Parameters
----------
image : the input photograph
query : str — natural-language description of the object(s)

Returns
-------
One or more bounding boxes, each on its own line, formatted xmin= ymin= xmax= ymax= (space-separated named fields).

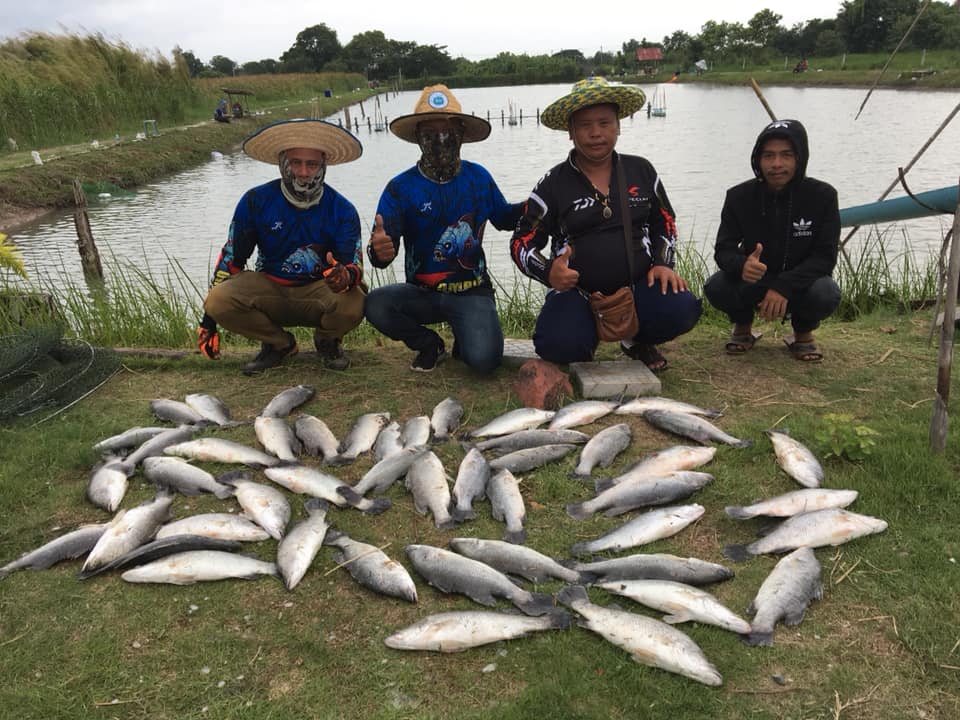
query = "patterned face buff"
xmin=417 ymin=125 xmax=463 ymax=182
xmin=278 ymin=151 xmax=326 ymax=209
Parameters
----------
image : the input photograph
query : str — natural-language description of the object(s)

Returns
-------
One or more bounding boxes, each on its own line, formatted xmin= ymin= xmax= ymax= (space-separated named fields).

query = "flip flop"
xmin=784 ymin=335 xmax=823 ymax=362
xmin=725 ymin=330 xmax=762 ymax=355
xmin=622 ymin=343 xmax=668 ymax=373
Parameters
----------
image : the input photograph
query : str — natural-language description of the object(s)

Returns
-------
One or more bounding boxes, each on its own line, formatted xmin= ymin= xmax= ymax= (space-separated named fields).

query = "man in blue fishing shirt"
xmin=198 ymin=119 xmax=366 ymax=375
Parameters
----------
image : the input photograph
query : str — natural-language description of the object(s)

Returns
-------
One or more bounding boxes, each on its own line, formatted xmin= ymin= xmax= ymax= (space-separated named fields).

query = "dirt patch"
xmin=0 ymin=202 xmax=56 ymax=233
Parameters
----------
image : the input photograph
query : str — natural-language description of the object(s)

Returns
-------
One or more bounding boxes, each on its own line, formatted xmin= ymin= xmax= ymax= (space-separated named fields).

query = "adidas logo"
xmin=792 ymin=218 xmax=813 ymax=237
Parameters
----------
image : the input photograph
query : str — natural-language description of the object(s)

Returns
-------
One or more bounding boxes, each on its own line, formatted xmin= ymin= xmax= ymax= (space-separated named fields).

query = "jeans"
xmin=703 ymin=272 xmax=841 ymax=334
xmin=533 ymin=281 xmax=703 ymax=364
xmin=364 ymin=283 xmax=503 ymax=374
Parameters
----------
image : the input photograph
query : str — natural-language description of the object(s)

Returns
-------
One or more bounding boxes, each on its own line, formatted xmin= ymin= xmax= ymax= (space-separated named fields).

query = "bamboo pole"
xmin=749 ymin=78 xmax=777 ymax=122
xmin=71 ymin=180 xmax=104 ymax=283
xmin=929 ymin=184 xmax=960 ymax=452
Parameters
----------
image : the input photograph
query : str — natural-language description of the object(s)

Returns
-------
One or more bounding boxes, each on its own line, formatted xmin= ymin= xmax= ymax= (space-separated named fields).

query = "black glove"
xmin=197 ymin=313 xmax=221 ymax=360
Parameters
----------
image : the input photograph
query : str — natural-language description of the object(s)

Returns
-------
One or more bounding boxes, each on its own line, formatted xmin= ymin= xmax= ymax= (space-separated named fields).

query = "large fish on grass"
xmin=470 ymin=428 xmax=589 ymax=455
xmin=465 ymin=408 xmax=555 ymax=439
xmin=744 ymin=546 xmax=823 ymax=646
xmin=254 ymin=416 xmax=302 ymax=461
xmin=616 ymin=396 xmax=722 ymax=418
xmin=725 ymin=488 xmax=859 ymax=519
xmin=570 ymin=504 xmax=705 ymax=557
xmin=565 ymin=553 xmax=734 ymax=586
xmin=78 ymin=535 xmax=242 ymax=579
xmin=82 ymin=490 xmax=175 ymax=574
xmin=263 ymin=465 xmax=391 ymax=515
xmin=488 ymin=444 xmax=577 ymax=474
xmin=567 ymin=471 xmax=713 ymax=521
xmin=150 ymin=398 xmax=206 ymax=425
xmin=430 ymin=397 xmax=464 ymax=442
xmin=557 ymin=585 xmax=722 ymax=686
xmin=184 ymin=393 xmax=242 ymax=427
xmin=448 ymin=538 xmax=583 ymax=584
xmin=261 ymin=385 xmax=315 ymax=418
xmin=0 ymin=524 xmax=108 ymax=580
xmin=324 ymin=529 xmax=418 ymax=602
xmin=487 ymin=469 xmax=527 ymax=544
xmin=767 ymin=430 xmax=824 ymax=488
xmin=329 ymin=412 xmax=391 ymax=465
xmin=642 ymin=409 xmax=751 ymax=448
xmin=450 ymin=448 xmax=490 ymax=522
xmin=141 ymin=456 xmax=234 ymax=499
xmin=573 ymin=423 xmax=632 ymax=478
xmin=598 ymin=445 xmax=716 ymax=492
xmin=351 ymin=446 xmax=429 ymax=496
xmin=405 ymin=544 xmax=555 ymax=616
xmin=92 ymin=426 xmax=168 ymax=455
xmin=219 ymin=472 xmax=291 ymax=540
xmin=723 ymin=508 xmax=888 ymax=562
xmin=372 ymin=421 xmax=403 ymax=462
xmin=384 ymin=609 xmax=570 ymax=652
xmin=277 ymin=499 xmax=330 ymax=591
xmin=121 ymin=550 xmax=279 ymax=585
xmin=86 ymin=458 xmax=132 ymax=512
xmin=548 ymin=400 xmax=619 ymax=431
xmin=406 ymin=452 xmax=457 ymax=530
xmin=294 ymin=414 xmax=339 ymax=462
xmin=163 ymin=437 xmax=283 ymax=468
xmin=401 ymin=415 xmax=432 ymax=448
xmin=155 ymin=513 xmax=270 ymax=542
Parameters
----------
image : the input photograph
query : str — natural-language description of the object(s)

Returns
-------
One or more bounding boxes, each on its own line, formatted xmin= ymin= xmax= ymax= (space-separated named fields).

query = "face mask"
xmin=278 ymin=151 xmax=326 ymax=208
xmin=417 ymin=127 xmax=463 ymax=182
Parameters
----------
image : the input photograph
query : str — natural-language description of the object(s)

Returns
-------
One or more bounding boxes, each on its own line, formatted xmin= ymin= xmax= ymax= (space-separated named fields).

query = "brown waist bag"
xmin=588 ymin=287 xmax=639 ymax=341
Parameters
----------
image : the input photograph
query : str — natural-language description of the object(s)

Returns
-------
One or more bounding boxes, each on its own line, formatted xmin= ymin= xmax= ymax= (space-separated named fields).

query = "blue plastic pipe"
xmin=840 ymin=185 xmax=958 ymax=227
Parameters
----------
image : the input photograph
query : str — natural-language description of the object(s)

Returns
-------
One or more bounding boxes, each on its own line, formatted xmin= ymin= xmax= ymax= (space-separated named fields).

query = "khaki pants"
xmin=204 ymin=271 xmax=365 ymax=348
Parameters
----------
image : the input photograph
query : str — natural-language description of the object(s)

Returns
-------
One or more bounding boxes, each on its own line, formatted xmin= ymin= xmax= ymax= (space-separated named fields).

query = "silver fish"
xmin=294 ymin=414 xmax=340 ymax=462
xmin=219 ymin=472 xmax=291 ymax=540
xmin=261 ymin=384 xmax=315 ymax=418
xmin=557 ymin=585 xmax=723 ymax=686
xmin=264 ymin=465 xmax=390 ymax=515
xmin=78 ymin=535 xmax=242 ymax=579
xmin=573 ymin=423 xmax=632 ymax=477
xmin=324 ymin=529 xmax=418 ymax=602
xmin=0 ymin=524 xmax=108 ymax=579
xmin=123 ymin=424 xmax=202 ymax=470
xmin=351 ymin=446 xmax=428 ymax=496
xmin=330 ymin=412 xmax=391 ymax=464
xmin=372 ymin=421 xmax=403 ymax=462
xmin=767 ymin=430 xmax=824 ymax=488
xmin=745 ymin=546 xmax=823 ymax=646
xmin=567 ymin=553 xmax=734 ymax=586
xmin=92 ymin=426 xmax=168 ymax=454
xmin=121 ymin=550 xmax=279 ymax=584
xmin=86 ymin=458 xmax=131 ymax=512
xmin=401 ymin=415 xmax=432 ymax=448
xmin=405 ymin=544 xmax=554 ymax=616
xmin=642 ymin=409 xmax=752 ymax=448
xmin=430 ymin=397 xmax=464 ymax=442
xmin=149 ymin=398 xmax=206 ymax=425
xmin=597 ymin=579 xmax=752 ymax=634
xmin=276 ymin=498 xmax=330 ymax=590
xmin=488 ymin=443 xmax=577 ymax=474
xmin=184 ymin=393 xmax=240 ymax=427
xmin=450 ymin=448 xmax=490 ymax=522
xmin=163 ymin=437 xmax=282 ymax=468
xmin=723 ymin=508 xmax=888 ymax=562
xmin=82 ymin=490 xmax=175 ymax=573
xmin=472 ymin=428 xmax=590 ymax=455
xmin=570 ymin=504 xmax=706 ymax=556
xmin=725 ymin=488 xmax=859 ymax=519
xmin=385 ymin=609 xmax=570 ymax=652
xmin=598 ymin=445 xmax=717 ymax=492
xmin=448 ymin=537 xmax=582 ymax=584
xmin=567 ymin=471 xmax=714 ymax=521
xmin=254 ymin=416 xmax=302 ymax=461
xmin=466 ymin=408 xmax=555 ymax=439
xmin=155 ymin=513 xmax=271 ymax=542
xmin=616 ymin=396 xmax=722 ymax=418
xmin=487 ymin=469 xmax=527 ymax=544
xmin=405 ymin=451 xmax=457 ymax=530
xmin=548 ymin=400 xmax=619 ymax=431
xmin=141 ymin=456 xmax=234 ymax=499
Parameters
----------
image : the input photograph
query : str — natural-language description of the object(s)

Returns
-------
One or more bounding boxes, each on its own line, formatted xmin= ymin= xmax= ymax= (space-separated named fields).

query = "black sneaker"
xmin=411 ymin=338 xmax=447 ymax=372
xmin=315 ymin=336 xmax=350 ymax=370
xmin=241 ymin=333 xmax=298 ymax=375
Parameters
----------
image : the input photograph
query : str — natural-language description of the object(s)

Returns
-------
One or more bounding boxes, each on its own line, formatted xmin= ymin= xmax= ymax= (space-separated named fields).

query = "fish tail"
xmin=564 ymin=503 xmax=591 ymax=521
xmin=704 ymin=409 xmax=724 ymax=418
xmin=733 ymin=438 xmax=753 ymax=449
xmin=325 ymin=455 xmax=352 ymax=467
xmin=213 ymin=485 xmax=235 ymax=500
xmin=546 ymin=609 xmax=573 ymax=630
xmin=569 ymin=541 xmax=591 ymax=557
xmin=594 ymin=477 xmax=615 ymax=493
xmin=362 ymin=497 xmax=392 ymax=516
xmin=304 ymin=497 xmax=329 ymax=514
xmin=569 ymin=468 xmax=590 ymax=480
xmin=503 ymin=528 xmax=527 ymax=545
xmin=743 ymin=630 xmax=774 ymax=646
xmin=556 ymin=584 xmax=589 ymax=607
xmin=722 ymin=544 xmax=753 ymax=563
xmin=322 ymin=528 xmax=344 ymax=545
xmin=724 ymin=506 xmax=750 ymax=519
xmin=576 ymin=570 xmax=599 ymax=585
xmin=450 ymin=506 xmax=476 ymax=522
xmin=218 ymin=470 xmax=252 ymax=487
xmin=435 ymin=516 xmax=460 ymax=531
xmin=518 ymin=591 xmax=556 ymax=616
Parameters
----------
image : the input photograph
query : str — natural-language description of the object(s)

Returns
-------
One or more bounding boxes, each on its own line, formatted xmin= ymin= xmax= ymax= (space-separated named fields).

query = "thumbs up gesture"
xmin=742 ymin=242 xmax=767 ymax=284
xmin=369 ymin=214 xmax=396 ymax=263
xmin=548 ymin=244 xmax=580 ymax=291
xmin=322 ymin=251 xmax=351 ymax=293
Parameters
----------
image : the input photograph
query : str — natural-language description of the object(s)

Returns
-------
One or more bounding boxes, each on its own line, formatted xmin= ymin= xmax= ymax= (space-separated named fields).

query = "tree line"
xmin=178 ymin=1 xmax=960 ymax=81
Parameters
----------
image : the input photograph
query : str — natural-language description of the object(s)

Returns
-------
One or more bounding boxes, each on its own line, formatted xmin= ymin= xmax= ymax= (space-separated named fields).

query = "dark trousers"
xmin=533 ymin=282 xmax=703 ymax=364
xmin=703 ymin=272 xmax=841 ymax=334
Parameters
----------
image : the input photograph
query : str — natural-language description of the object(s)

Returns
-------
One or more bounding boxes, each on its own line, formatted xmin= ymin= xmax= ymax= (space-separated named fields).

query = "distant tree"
xmin=837 ymin=0 xmax=918 ymax=52
xmin=553 ymin=49 xmax=586 ymax=63
xmin=341 ymin=30 xmax=390 ymax=77
xmin=240 ymin=59 xmax=280 ymax=75
xmin=175 ymin=48 xmax=205 ymax=77
xmin=209 ymin=54 xmax=237 ymax=76
xmin=774 ymin=23 xmax=806 ymax=56
xmin=622 ymin=38 xmax=641 ymax=57
xmin=699 ymin=20 xmax=742 ymax=62
xmin=403 ymin=44 xmax=455 ymax=77
xmin=813 ymin=28 xmax=846 ymax=56
xmin=281 ymin=23 xmax=341 ymax=71
xmin=746 ymin=9 xmax=784 ymax=47
xmin=889 ymin=0 xmax=960 ymax=49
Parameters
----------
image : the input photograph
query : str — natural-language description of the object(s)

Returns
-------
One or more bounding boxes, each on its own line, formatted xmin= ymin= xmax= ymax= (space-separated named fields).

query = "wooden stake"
xmin=71 ymin=180 xmax=104 ymax=283
xmin=749 ymin=78 xmax=777 ymax=122
xmin=930 ymin=185 xmax=960 ymax=452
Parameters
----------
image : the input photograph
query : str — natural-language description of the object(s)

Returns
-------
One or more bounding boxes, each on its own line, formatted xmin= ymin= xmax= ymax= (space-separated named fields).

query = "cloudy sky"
xmin=1 ymin=1 xmax=845 ymax=64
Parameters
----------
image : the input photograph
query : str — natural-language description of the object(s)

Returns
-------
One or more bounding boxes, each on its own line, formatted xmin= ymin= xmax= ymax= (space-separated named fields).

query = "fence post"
xmin=72 ymin=180 xmax=104 ymax=285
xmin=930 ymin=184 xmax=960 ymax=452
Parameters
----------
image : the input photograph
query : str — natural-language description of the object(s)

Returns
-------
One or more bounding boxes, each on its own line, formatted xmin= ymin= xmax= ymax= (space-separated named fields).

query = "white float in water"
xmin=31 ymin=150 xmax=42 ymax=165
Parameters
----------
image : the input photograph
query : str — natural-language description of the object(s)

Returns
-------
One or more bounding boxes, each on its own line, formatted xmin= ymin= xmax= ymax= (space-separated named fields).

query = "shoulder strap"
xmin=616 ymin=155 xmax=635 ymax=280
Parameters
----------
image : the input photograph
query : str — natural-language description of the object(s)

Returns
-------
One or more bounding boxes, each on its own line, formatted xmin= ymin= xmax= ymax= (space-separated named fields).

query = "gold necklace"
xmin=596 ymin=191 xmax=613 ymax=219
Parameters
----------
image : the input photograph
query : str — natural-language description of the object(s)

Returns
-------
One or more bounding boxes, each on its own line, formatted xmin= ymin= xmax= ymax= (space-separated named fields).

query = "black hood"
xmin=750 ymin=119 xmax=809 ymax=184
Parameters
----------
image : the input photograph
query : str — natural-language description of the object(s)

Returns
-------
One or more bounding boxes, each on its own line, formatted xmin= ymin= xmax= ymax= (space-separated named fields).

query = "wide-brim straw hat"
xmin=243 ymin=118 xmax=363 ymax=165
xmin=390 ymin=84 xmax=491 ymax=144
xmin=541 ymin=76 xmax=646 ymax=131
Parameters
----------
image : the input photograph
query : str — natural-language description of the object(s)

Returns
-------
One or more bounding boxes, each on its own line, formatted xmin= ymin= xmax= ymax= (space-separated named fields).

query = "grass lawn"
xmin=0 ymin=310 xmax=958 ymax=719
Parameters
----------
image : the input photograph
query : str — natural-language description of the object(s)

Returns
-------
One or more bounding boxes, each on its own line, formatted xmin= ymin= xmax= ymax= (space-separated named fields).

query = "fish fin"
xmin=362 ymin=497 xmax=392 ymax=516
xmin=661 ymin=612 xmax=690 ymax=625
xmin=450 ymin=507 xmax=476 ymax=522
xmin=594 ymin=477 xmax=615 ymax=493
xmin=218 ymin=469 xmax=253 ymax=487
xmin=743 ymin=630 xmax=774 ymax=646
xmin=569 ymin=469 xmax=591 ymax=480
xmin=517 ymin=591 xmax=556 ymax=616
xmin=556 ymin=585 xmax=589 ymax=607
xmin=304 ymin=498 xmax=329 ymax=514
xmin=435 ymin=516 xmax=459 ymax=531
xmin=704 ymin=409 xmax=724 ymax=419
xmin=783 ymin=607 xmax=809 ymax=626
xmin=755 ymin=519 xmax=782 ymax=537
xmin=733 ymin=438 xmax=753 ymax=449
xmin=569 ymin=542 xmax=591 ymax=557
xmin=546 ymin=609 xmax=573 ymax=630
xmin=724 ymin=506 xmax=750 ymax=519
xmin=576 ymin=570 xmax=599 ymax=585
xmin=722 ymin=544 xmax=753 ymax=563
xmin=335 ymin=485 xmax=364 ymax=506
xmin=503 ymin=528 xmax=527 ymax=545
xmin=602 ymin=505 xmax=636 ymax=518
xmin=564 ymin=503 xmax=591 ymax=521
xmin=322 ymin=529 xmax=344 ymax=545
xmin=325 ymin=455 xmax=353 ymax=467
xmin=212 ymin=484 xmax=235 ymax=500
xmin=162 ymin=482 xmax=204 ymax=497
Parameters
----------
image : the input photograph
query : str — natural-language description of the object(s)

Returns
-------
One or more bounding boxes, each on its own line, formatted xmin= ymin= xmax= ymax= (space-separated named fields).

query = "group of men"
xmin=197 ymin=78 xmax=841 ymax=377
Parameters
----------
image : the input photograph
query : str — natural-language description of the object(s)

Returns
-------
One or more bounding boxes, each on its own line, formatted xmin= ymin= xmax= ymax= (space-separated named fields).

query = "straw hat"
xmin=243 ymin=118 xmax=362 ymax=165
xmin=540 ymin=76 xmax=646 ymax=131
xmin=390 ymin=85 xmax=491 ymax=144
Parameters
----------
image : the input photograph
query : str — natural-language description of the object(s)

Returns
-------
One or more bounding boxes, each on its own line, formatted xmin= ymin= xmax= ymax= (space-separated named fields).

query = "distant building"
xmin=635 ymin=47 xmax=664 ymax=76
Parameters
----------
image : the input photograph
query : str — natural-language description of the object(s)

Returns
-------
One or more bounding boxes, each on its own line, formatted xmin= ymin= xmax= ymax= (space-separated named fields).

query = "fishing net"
xmin=0 ymin=324 xmax=120 ymax=423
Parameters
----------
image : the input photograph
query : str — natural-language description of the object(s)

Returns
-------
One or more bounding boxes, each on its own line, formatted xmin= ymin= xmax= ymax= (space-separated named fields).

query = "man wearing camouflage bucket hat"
xmin=511 ymin=76 xmax=702 ymax=371
xmin=198 ymin=118 xmax=366 ymax=375
xmin=365 ymin=84 xmax=521 ymax=373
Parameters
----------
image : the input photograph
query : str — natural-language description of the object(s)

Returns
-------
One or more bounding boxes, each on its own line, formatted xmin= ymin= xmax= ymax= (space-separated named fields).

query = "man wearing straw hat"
xmin=510 ymin=77 xmax=701 ymax=372
xmin=197 ymin=118 xmax=366 ymax=375
xmin=365 ymin=84 xmax=521 ymax=373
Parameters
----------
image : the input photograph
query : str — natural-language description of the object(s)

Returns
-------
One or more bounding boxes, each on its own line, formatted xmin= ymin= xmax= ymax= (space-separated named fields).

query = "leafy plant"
xmin=815 ymin=412 xmax=880 ymax=461
xmin=0 ymin=232 xmax=27 ymax=279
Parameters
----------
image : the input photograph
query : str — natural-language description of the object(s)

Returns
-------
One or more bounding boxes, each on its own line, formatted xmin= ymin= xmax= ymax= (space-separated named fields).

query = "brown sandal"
xmin=725 ymin=331 xmax=762 ymax=355
xmin=784 ymin=335 xmax=823 ymax=362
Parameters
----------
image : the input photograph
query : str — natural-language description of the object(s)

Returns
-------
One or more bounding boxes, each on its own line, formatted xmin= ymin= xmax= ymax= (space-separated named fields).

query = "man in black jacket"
xmin=704 ymin=119 xmax=841 ymax=362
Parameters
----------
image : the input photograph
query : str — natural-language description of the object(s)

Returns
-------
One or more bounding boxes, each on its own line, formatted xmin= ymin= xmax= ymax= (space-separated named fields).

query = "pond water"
xmin=8 ymin=82 xmax=960 ymax=301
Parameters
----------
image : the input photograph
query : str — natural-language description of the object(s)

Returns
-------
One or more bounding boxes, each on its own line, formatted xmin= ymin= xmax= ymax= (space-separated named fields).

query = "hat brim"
xmin=389 ymin=112 xmax=491 ymax=143
xmin=243 ymin=119 xmax=363 ymax=165
xmin=541 ymin=86 xmax=646 ymax=131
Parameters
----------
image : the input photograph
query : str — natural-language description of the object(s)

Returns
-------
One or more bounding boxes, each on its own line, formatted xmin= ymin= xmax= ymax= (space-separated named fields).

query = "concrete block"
xmin=569 ymin=360 xmax=661 ymax=399
xmin=502 ymin=337 xmax=538 ymax=368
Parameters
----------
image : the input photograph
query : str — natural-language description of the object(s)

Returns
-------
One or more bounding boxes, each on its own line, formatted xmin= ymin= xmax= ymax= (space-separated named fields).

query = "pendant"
xmin=602 ymin=206 xmax=613 ymax=220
